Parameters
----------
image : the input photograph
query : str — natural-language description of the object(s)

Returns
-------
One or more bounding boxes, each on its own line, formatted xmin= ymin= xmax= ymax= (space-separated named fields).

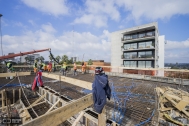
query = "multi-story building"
xmin=111 ymin=22 xmax=164 ymax=76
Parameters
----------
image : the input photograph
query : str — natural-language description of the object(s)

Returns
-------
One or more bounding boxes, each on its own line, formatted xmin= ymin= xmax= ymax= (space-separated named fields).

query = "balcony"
xmin=121 ymin=46 xmax=155 ymax=52
xmin=121 ymin=55 xmax=154 ymax=60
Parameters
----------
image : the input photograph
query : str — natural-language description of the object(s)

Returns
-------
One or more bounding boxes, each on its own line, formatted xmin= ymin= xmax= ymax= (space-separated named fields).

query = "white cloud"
xmin=28 ymin=20 xmax=35 ymax=26
xmin=165 ymin=38 xmax=189 ymax=63
xmin=73 ymin=0 xmax=120 ymax=28
xmin=21 ymin=0 xmax=69 ymax=16
xmin=116 ymin=0 xmax=189 ymax=21
xmin=2 ymin=24 xmax=111 ymax=62
xmin=41 ymin=23 xmax=56 ymax=33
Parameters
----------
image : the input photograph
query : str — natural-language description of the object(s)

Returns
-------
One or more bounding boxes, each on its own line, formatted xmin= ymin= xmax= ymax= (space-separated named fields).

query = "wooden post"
xmin=19 ymin=88 xmax=21 ymax=99
xmin=1 ymin=90 xmax=5 ymax=111
xmin=98 ymin=108 xmax=106 ymax=126
xmin=85 ymin=117 xmax=88 ymax=126
xmin=13 ymin=89 xmax=15 ymax=104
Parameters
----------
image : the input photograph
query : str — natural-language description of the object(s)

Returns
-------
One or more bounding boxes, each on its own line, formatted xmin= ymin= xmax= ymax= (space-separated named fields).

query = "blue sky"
xmin=0 ymin=0 xmax=189 ymax=63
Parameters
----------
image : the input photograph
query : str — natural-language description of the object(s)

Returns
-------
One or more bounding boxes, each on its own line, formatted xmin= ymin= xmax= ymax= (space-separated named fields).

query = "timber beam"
xmin=43 ymin=73 xmax=92 ymax=90
xmin=23 ymin=93 xmax=93 ymax=126
xmin=0 ymin=72 xmax=31 ymax=78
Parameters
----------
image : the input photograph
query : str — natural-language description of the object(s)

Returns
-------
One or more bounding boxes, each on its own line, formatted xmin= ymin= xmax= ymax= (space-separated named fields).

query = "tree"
xmin=25 ymin=56 xmax=28 ymax=64
xmin=88 ymin=59 xmax=93 ymax=65
xmin=49 ymin=54 xmax=53 ymax=61
xmin=61 ymin=55 xmax=68 ymax=63
xmin=35 ymin=58 xmax=39 ymax=62
xmin=39 ymin=56 xmax=45 ymax=62
xmin=56 ymin=55 xmax=61 ymax=63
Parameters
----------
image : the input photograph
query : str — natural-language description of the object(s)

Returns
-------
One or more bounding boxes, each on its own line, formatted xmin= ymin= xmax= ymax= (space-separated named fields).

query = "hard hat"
xmin=95 ymin=67 xmax=104 ymax=75
xmin=9 ymin=60 xmax=12 ymax=62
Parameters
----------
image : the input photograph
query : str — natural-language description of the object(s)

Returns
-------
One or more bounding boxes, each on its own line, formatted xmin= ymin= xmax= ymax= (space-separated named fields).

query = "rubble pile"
xmin=156 ymin=87 xmax=189 ymax=125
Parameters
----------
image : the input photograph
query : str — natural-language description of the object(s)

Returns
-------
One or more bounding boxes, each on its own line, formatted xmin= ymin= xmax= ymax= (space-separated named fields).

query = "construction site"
xmin=0 ymin=48 xmax=188 ymax=126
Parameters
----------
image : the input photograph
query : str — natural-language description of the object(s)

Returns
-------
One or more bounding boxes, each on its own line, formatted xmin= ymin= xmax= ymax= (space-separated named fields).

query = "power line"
xmin=0 ymin=14 xmax=3 ymax=56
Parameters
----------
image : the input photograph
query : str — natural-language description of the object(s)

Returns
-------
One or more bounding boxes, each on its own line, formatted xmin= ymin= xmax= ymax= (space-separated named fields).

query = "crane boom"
xmin=0 ymin=48 xmax=51 ymax=60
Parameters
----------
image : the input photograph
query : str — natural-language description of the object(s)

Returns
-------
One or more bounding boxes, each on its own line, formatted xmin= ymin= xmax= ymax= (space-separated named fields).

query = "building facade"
xmin=111 ymin=22 xmax=164 ymax=76
xmin=20 ymin=54 xmax=40 ymax=63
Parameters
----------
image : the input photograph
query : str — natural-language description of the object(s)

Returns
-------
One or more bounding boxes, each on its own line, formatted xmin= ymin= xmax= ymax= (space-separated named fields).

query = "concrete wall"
xmin=111 ymin=31 xmax=123 ymax=71
xmin=157 ymin=35 xmax=165 ymax=76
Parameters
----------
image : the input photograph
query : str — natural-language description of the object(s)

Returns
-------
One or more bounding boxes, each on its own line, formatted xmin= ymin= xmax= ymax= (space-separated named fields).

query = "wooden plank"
xmin=72 ymin=111 xmax=84 ymax=126
xmin=84 ymin=113 xmax=98 ymax=124
xmin=30 ymin=93 xmax=46 ymax=107
xmin=19 ymin=89 xmax=21 ymax=99
xmin=46 ymin=99 xmax=60 ymax=113
xmin=98 ymin=108 xmax=106 ymax=126
xmin=43 ymin=73 xmax=92 ymax=90
xmin=0 ymin=72 xmax=31 ymax=77
xmin=23 ymin=93 xmax=93 ymax=126
xmin=13 ymin=89 xmax=15 ymax=104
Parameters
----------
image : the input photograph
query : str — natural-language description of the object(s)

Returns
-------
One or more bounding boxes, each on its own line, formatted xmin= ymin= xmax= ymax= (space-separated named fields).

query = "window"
xmin=124 ymin=52 xmax=137 ymax=59
xmin=124 ymin=61 xmax=130 ymax=67
xmin=139 ymin=42 xmax=145 ymax=48
xmin=146 ymin=61 xmax=152 ymax=68
xmin=146 ymin=41 xmax=153 ymax=48
xmin=146 ymin=51 xmax=153 ymax=58
xmin=139 ymin=33 xmax=145 ymax=38
xmin=130 ymin=61 xmax=137 ymax=67
xmin=138 ymin=52 xmax=145 ymax=58
xmin=123 ymin=61 xmax=137 ymax=67
xmin=146 ymin=31 xmax=154 ymax=37
xmin=138 ymin=61 xmax=145 ymax=68
xmin=124 ymin=35 xmax=131 ymax=40
xmin=124 ymin=44 xmax=130 ymax=50
xmin=130 ymin=43 xmax=137 ymax=49
xmin=132 ymin=34 xmax=137 ymax=39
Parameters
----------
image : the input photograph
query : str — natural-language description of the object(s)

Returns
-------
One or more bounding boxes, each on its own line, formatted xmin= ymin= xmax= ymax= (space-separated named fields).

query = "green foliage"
xmin=88 ymin=59 xmax=93 ymax=65
xmin=56 ymin=55 xmax=61 ymax=63
xmin=76 ymin=61 xmax=81 ymax=65
xmin=61 ymin=55 xmax=68 ymax=63
xmin=39 ymin=56 xmax=45 ymax=62
xmin=35 ymin=58 xmax=39 ymax=62
xmin=49 ymin=54 xmax=53 ymax=61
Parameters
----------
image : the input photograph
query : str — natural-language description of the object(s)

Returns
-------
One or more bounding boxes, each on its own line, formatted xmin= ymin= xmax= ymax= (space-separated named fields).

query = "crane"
xmin=0 ymin=48 xmax=51 ymax=60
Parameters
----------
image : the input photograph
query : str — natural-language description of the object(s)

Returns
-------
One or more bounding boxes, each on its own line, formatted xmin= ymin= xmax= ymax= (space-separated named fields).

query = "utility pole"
xmin=0 ymin=14 xmax=3 ymax=56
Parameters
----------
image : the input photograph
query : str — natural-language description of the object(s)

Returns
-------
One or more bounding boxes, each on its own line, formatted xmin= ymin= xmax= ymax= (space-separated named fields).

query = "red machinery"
xmin=0 ymin=48 xmax=51 ymax=60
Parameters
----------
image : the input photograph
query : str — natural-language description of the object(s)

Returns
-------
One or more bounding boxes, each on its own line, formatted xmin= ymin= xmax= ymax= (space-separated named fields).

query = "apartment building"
xmin=111 ymin=22 xmax=164 ymax=76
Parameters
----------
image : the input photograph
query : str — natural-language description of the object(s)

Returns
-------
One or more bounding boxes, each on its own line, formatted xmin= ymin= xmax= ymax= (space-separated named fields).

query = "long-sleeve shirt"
xmin=92 ymin=73 xmax=111 ymax=114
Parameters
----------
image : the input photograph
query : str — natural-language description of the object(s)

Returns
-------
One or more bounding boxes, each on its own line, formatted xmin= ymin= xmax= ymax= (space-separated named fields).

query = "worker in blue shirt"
xmin=92 ymin=67 xmax=111 ymax=114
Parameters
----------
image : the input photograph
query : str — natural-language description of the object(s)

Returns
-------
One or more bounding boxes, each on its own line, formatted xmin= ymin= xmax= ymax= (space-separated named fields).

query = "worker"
xmin=6 ymin=60 xmax=13 ymax=72
xmin=61 ymin=62 xmax=67 ymax=76
xmin=73 ymin=62 xmax=77 ymax=76
xmin=92 ymin=67 xmax=111 ymax=114
xmin=40 ymin=62 xmax=46 ymax=72
xmin=82 ymin=62 xmax=86 ymax=74
xmin=33 ymin=60 xmax=38 ymax=74
xmin=32 ymin=70 xmax=44 ymax=91
xmin=48 ymin=61 xmax=52 ymax=72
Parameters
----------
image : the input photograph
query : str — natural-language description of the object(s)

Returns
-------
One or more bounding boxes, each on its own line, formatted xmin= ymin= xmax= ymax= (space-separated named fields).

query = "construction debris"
xmin=156 ymin=87 xmax=189 ymax=125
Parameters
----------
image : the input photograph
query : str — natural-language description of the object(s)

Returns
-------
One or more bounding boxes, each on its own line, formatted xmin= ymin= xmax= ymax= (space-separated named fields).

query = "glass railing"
xmin=122 ymin=31 xmax=155 ymax=41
